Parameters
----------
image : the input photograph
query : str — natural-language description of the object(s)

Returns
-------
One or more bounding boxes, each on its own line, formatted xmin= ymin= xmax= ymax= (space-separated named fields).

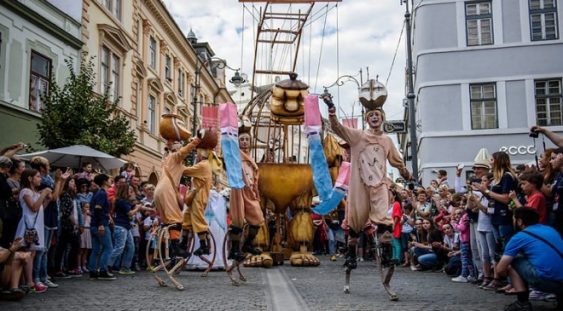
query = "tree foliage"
xmin=37 ymin=54 xmax=136 ymax=157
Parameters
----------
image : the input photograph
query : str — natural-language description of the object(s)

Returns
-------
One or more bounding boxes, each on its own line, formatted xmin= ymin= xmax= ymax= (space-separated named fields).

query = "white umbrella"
xmin=19 ymin=145 xmax=126 ymax=171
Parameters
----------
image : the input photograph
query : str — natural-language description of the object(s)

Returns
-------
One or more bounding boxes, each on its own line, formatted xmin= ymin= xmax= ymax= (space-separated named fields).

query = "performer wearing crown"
xmin=322 ymin=80 xmax=411 ymax=301
xmin=227 ymin=125 xmax=265 ymax=262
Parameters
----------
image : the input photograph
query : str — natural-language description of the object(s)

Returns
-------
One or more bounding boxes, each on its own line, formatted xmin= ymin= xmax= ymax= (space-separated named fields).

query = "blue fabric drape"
xmin=308 ymin=133 xmax=333 ymax=201
xmin=220 ymin=132 xmax=245 ymax=189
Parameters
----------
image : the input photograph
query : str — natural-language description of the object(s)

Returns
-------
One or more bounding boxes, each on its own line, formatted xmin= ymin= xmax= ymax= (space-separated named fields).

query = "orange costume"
xmin=154 ymin=140 xmax=199 ymax=227
xmin=182 ymin=157 xmax=212 ymax=234
xmin=229 ymin=151 xmax=265 ymax=228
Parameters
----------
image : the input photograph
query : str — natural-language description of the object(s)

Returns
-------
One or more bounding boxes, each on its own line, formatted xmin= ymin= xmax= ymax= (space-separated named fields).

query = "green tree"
xmin=38 ymin=54 xmax=136 ymax=157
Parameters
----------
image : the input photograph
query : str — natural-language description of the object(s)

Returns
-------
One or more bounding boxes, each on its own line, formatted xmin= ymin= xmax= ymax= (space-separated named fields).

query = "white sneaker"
xmin=451 ymin=275 xmax=468 ymax=283
xmin=467 ymin=275 xmax=477 ymax=282
xmin=43 ymin=279 xmax=59 ymax=288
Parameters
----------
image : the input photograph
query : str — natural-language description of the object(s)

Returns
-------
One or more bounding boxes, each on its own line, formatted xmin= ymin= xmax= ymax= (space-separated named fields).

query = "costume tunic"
xmin=182 ymin=159 xmax=212 ymax=234
xmin=230 ymin=151 xmax=265 ymax=228
xmin=154 ymin=140 xmax=198 ymax=225
xmin=329 ymin=115 xmax=409 ymax=231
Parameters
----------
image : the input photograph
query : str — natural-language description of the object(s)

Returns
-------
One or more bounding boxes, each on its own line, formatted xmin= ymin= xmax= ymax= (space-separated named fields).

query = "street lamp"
xmin=401 ymin=0 xmax=419 ymax=183
xmin=192 ymin=57 xmax=247 ymax=133
xmin=322 ymin=72 xmax=364 ymax=129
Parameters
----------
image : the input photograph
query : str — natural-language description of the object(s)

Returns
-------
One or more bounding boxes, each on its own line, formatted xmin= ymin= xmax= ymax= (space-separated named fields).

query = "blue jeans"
xmin=109 ymin=226 xmax=134 ymax=269
xmin=413 ymin=247 xmax=438 ymax=268
xmin=33 ymin=227 xmax=55 ymax=283
xmin=392 ymin=238 xmax=402 ymax=261
xmin=88 ymin=225 xmax=113 ymax=272
xmin=512 ymin=256 xmax=563 ymax=295
xmin=327 ymin=228 xmax=336 ymax=255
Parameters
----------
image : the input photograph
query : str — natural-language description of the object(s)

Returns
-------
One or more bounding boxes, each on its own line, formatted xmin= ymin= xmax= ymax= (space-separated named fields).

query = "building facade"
xmin=0 ymin=0 xmax=82 ymax=149
xmin=405 ymin=0 xmax=563 ymax=185
xmin=81 ymin=0 xmax=233 ymax=182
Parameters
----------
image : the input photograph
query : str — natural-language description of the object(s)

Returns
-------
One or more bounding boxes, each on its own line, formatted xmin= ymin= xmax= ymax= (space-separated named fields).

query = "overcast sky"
xmin=163 ymin=0 xmax=409 ymax=124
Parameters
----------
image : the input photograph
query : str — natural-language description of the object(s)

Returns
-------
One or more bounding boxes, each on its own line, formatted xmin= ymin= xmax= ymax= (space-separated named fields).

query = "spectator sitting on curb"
xmin=0 ymin=237 xmax=27 ymax=300
xmin=496 ymin=207 xmax=563 ymax=311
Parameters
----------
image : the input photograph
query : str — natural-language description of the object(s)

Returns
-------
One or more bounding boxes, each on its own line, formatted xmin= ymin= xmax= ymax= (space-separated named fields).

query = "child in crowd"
xmin=451 ymin=208 xmax=476 ymax=282
xmin=143 ymin=211 xmax=159 ymax=269
xmin=79 ymin=202 xmax=91 ymax=273
xmin=400 ymin=204 xmax=414 ymax=267
xmin=509 ymin=172 xmax=547 ymax=224
xmin=390 ymin=190 xmax=403 ymax=264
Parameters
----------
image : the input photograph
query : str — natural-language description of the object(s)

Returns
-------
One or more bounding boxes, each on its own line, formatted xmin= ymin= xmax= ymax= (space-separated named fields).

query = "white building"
xmin=403 ymin=0 xmax=563 ymax=185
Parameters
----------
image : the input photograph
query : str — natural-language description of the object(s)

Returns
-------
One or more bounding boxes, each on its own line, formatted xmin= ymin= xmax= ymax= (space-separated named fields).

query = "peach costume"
xmin=329 ymin=115 xmax=409 ymax=232
xmin=229 ymin=151 xmax=265 ymax=228
xmin=182 ymin=158 xmax=212 ymax=234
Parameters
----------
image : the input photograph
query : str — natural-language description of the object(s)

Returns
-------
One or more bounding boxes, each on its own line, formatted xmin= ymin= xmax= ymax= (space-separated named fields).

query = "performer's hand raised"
xmin=321 ymin=92 xmax=335 ymax=110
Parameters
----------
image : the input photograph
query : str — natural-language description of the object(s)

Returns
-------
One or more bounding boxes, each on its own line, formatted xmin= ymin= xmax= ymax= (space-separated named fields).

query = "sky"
xmin=162 ymin=0 xmax=410 ymax=125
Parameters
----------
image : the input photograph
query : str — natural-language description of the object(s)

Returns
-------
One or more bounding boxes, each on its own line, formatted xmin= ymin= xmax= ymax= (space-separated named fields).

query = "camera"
xmin=529 ymin=129 xmax=539 ymax=138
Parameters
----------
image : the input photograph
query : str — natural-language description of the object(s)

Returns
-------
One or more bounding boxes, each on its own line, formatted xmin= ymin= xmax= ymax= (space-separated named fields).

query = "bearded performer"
xmin=322 ymin=86 xmax=411 ymax=301
xmin=228 ymin=126 xmax=265 ymax=262
xmin=154 ymin=137 xmax=200 ymax=258
xmin=182 ymin=129 xmax=216 ymax=256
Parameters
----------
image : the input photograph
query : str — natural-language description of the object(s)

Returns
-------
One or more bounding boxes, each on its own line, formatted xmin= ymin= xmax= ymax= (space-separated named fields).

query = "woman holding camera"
xmin=14 ymin=169 xmax=51 ymax=293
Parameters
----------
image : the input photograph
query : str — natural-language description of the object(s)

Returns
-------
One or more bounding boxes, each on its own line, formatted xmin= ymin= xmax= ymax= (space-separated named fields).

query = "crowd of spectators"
xmin=0 ymin=145 xmax=162 ymax=300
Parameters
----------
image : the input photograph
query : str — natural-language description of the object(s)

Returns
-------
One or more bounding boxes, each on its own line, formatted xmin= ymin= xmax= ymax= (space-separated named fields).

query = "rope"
xmin=336 ymin=3 xmax=340 ymax=117
xmin=313 ymin=5 xmax=329 ymax=92
xmin=385 ymin=20 xmax=405 ymax=87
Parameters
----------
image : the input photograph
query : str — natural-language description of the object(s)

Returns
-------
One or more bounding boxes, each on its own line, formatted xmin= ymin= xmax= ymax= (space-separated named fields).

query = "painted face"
xmin=366 ymin=110 xmax=383 ymax=129
xmin=239 ymin=133 xmax=251 ymax=150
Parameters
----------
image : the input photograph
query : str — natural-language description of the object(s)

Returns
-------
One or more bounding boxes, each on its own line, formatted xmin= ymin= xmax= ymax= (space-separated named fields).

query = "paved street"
xmin=0 ymin=256 xmax=557 ymax=311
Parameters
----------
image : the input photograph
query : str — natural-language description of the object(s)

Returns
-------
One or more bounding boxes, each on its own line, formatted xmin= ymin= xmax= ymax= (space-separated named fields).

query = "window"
xmin=178 ymin=69 xmax=185 ymax=97
xmin=165 ymin=55 xmax=171 ymax=81
xmin=100 ymin=46 xmax=120 ymax=101
xmin=29 ymin=51 xmax=51 ymax=112
xmin=465 ymin=1 xmax=493 ymax=46
xmin=148 ymin=95 xmax=156 ymax=134
xmin=470 ymin=83 xmax=497 ymax=129
xmin=149 ymin=36 xmax=157 ymax=69
xmin=101 ymin=0 xmax=121 ymax=20
xmin=535 ymin=79 xmax=562 ymax=126
xmin=529 ymin=0 xmax=558 ymax=41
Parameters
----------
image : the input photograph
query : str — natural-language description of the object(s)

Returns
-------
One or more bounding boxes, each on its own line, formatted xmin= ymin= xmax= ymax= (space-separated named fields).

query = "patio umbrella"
xmin=19 ymin=145 xmax=126 ymax=171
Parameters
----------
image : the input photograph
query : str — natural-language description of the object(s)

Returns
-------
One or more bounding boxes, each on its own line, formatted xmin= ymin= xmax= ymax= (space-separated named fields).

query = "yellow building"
xmin=81 ymin=0 xmax=233 ymax=183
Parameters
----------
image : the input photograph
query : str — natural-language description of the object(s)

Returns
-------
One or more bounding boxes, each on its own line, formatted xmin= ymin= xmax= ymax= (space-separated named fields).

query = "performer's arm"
xmin=173 ymin=138 xmax=200 ymax=162
xmin=327 ymin=107 xmax=361 ymax=145
xmin=182 ymin=161 xmax=208 ymax=178
xmin=387 ymin=137 xmax=411 ymax=180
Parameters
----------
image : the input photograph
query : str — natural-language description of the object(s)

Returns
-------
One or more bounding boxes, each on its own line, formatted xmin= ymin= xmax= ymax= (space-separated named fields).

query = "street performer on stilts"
xmin=322 ymin=79 xmax=412 ymax=301
xmin=182 ymin=129 xmax=216 ymax=256
xmin=228 ymin=125 xmax=264 ymax=262
xmin=154 ymin=135 xmax=200 ymax=259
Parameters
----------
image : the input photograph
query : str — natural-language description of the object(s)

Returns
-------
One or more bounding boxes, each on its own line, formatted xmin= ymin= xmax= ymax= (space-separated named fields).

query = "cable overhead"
xmin=313 ymin=4 xmax=329 ymax=93
xmin=385 ymin=20 xmax=405 ymax=87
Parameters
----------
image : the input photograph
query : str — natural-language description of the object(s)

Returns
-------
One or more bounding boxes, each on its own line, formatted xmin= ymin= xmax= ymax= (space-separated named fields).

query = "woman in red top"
xmin=509 ymin=172 xmax=547 ymax=224
xmin=391 ymin=189 xmax=403 ymax=264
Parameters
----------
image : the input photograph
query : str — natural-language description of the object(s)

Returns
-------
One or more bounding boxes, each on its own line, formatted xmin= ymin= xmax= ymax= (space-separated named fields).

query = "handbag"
xmin=24 ymin=211 xmax=40 ymax=246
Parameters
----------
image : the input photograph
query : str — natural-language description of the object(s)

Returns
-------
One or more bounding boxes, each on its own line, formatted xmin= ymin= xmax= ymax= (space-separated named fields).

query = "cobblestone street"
xmin=0 ymin=256 xmax=558 ymax=311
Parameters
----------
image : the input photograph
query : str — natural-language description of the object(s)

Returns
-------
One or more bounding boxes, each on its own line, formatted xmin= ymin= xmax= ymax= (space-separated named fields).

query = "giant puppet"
xmin=322 ymin=79 xmax=412 ymax=301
